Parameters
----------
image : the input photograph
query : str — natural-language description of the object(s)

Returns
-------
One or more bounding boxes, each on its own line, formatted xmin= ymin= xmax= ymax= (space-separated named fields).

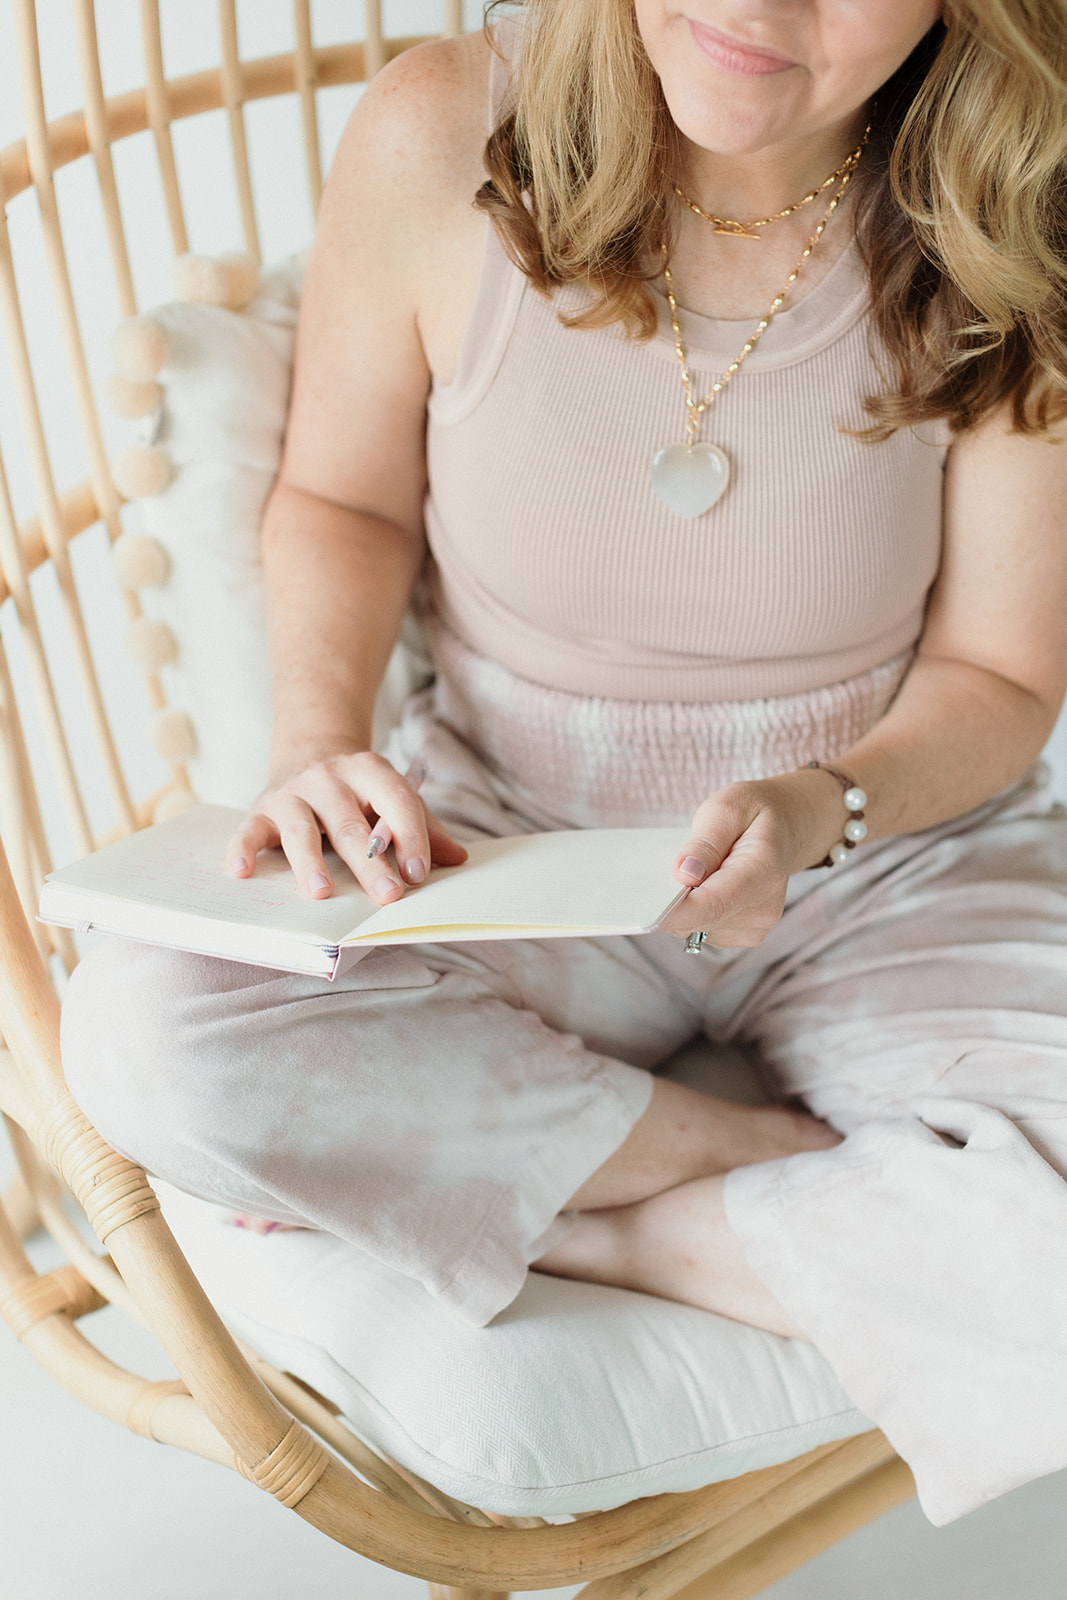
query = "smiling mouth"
xmin=687 ymin=18 xmax=798 ymax=76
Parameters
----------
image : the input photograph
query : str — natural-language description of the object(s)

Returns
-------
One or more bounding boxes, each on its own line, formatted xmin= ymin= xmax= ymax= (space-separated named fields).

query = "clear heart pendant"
xmin=651 ymin=442 xmax=730 ymax=519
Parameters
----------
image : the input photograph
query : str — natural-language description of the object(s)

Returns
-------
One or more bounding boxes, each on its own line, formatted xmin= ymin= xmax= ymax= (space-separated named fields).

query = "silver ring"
xmin=684 ymin=930 xmax=709 ymax=955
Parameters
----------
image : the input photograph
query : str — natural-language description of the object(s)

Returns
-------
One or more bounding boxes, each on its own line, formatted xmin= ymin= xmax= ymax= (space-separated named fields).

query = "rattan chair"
xmin=0 ymin=5 xmax=915 ymax=1596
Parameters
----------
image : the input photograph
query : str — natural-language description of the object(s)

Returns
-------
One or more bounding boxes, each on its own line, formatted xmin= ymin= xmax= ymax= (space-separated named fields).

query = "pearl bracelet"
xmin=805 ymin=760 xmax=868 ymax=867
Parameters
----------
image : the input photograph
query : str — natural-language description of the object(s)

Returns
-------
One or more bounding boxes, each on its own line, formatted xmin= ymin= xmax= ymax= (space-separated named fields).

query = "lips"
xmin=687 ymin=18 xmax=798 ymax=76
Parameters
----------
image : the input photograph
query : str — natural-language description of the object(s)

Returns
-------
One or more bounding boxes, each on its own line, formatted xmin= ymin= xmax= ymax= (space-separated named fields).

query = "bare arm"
xmin=226 ymin=35 xmax=489 ymax=901
xmin=662 ymin=407 xmax=1067 ymax=942
xmin=260 ymin=489 xmax=423 ymax=775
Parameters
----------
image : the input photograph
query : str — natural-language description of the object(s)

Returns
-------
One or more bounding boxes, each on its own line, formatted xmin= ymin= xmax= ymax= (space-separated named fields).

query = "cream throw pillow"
xmin=111 ymin=257 xmax=430 ymax=811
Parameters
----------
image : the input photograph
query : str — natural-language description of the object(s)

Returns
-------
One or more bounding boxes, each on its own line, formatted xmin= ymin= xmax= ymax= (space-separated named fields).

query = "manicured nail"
xmin=232 ymin=855 xmax=250 ymax=874
xmin=308 ymin=871 xmax=331 ymax=893
xmin=375 ymin=875 xmax=402 ymax=899
xmin=681 ymin=856 xmax=707 ymax=883
xmin=404 ymin=857 xmax=427 ymax=884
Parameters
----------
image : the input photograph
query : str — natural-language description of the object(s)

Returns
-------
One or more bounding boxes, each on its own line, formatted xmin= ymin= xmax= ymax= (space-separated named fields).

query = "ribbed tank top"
xmin=422 ymin=20 xmax=946 ymax=704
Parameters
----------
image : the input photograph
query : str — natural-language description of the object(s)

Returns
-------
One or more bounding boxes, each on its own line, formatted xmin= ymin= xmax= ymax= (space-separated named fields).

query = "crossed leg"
xmin=541 ymin=788 xmax=1067 ymax=1355
xmin=237 ymin=1071 xmax=839 ymax=1305
xmin=535 ymin=1170 xmax=807 ymax=1339
xmin=546 ymin=791 xmax=1067 ymax=1522
xmin=534 ymin=1076 xmax=838 ymax=1338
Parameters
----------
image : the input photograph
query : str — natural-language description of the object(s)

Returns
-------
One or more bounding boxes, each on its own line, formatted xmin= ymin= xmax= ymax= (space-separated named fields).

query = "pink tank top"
xmin=422 ymin=22 xmax=946 ymax=704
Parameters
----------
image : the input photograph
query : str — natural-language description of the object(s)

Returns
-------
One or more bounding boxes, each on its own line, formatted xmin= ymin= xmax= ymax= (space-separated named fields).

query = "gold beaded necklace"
xmin=673 ymin=131 xmax=867 ymax=241
xmin=650 ymin=129 xmax=868 ymax=520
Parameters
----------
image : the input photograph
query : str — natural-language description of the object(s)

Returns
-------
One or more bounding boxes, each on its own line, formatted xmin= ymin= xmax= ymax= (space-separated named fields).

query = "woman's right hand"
xmin=224 ymin=750 xmax=468 ymax=903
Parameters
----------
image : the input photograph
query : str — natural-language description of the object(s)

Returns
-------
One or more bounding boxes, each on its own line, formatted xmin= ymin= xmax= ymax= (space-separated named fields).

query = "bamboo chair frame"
xmin=0 ymin=5 xmax=914 ymax=1596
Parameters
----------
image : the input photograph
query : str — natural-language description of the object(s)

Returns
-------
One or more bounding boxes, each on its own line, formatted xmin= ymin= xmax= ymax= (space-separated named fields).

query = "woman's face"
xmin=634 ymin=0 xmax=944 ymax=159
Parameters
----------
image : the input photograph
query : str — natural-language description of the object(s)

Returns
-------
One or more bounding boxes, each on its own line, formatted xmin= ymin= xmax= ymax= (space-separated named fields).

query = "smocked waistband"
xmin=423 ymin=613 xmax=911 ymax=830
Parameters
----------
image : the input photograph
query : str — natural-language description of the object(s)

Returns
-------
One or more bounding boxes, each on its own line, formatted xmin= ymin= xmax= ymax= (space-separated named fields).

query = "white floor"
xmin=3 ymin=1136 xmax=1067 ymax=1600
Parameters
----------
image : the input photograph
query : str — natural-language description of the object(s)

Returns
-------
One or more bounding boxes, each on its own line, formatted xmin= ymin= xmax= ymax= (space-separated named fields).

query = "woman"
xmin=63 ymin=0 xmax=1067 ymax=1524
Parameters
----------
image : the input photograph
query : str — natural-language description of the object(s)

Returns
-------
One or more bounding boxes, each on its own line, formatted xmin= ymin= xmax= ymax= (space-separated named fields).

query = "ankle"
xmin=754 ymin=1102 xmax=843 ymax=1157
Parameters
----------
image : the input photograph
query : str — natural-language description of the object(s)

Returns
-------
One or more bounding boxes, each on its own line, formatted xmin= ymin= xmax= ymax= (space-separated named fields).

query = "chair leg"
xmin=426 ymin=1587 xmax=509 ymax=1600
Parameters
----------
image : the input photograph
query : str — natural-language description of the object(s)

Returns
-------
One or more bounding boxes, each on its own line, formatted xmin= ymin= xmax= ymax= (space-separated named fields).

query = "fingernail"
xmin=375 ymin=875 xmax=402 ymax=899
xmin=308 ymin=872 xmax=331 ymax=893
xmin=404 ymin=857 xmax=427 ymax=884
xmin=681 ymin=856 xmax=707 ymax=883
xmin=232 ymin=855 xmax=250 ymax=874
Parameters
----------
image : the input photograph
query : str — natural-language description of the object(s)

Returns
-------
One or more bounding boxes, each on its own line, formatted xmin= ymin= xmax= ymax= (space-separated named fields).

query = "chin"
xmin=645 ymin=16 xmax=808 ymax=156
xmin=660 ymin=81 xmax=803 ymax=159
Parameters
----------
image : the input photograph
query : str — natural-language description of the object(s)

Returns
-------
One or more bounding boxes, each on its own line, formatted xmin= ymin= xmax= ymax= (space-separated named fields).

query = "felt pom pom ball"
xmin=110 ymin=315 xmax=168 ymax=382
xmin=111 ymin=444 xmax=172 ymax=500
xmin=153 ymin=787 xmax=198 ymax=824
xmin=126 ymin=617 xmax=179 ymax=672
xmin=102 ymin=373 xmax=162 ymax=420
xmin=174 ymin=251 xmax=260 ymax=310
xmin=151 ymin=708 xmax=198 ymax=763
xmin=111 ymin=532 xmax=170 ymax=590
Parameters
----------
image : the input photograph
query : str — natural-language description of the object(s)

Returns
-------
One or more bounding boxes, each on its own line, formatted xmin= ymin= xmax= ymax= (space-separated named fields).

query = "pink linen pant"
xmin=60 ymin=632 xmax=1067 ymax=1525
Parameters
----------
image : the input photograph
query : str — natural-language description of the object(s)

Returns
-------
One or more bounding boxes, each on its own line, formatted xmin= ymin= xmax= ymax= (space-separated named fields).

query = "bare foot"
xmin=535 ymin=1173 xmax=806 ymax=1340
xmin=731 ymin=1101 xmax=842 ymax=1161
xmin=565 ymin=1076 xmax=840 ymax=1212
xmin=230 ymin=1214 xmax=301 ymax=1234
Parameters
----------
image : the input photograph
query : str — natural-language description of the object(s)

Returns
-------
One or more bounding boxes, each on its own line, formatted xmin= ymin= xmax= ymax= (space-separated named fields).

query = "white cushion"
xmin=152 ymin=1042 xmax=871 ymax=1516
xmin=156 ymin=1178 xmax=869 ymax=1516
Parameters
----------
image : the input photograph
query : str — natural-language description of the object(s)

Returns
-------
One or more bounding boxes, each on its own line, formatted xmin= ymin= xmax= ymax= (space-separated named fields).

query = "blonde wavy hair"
xmin=476 ymin=0 xmax=1067 ymax=436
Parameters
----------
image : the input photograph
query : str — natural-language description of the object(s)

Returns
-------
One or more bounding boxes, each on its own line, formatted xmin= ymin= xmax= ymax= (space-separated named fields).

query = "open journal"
xmin=39 ymin=803 xmax=690 ymax=980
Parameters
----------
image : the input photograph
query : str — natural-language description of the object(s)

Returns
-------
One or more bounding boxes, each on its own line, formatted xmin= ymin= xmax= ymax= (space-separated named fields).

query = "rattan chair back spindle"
xmin=0 ymin=5 xmax=914 ymax=1596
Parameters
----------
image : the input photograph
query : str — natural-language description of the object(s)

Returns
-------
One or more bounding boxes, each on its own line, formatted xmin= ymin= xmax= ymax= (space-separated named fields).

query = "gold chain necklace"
xmin=673 ymin=130 xmax=868 ymax=241
xmin=650 ymin=136 xmax=866 ymax=520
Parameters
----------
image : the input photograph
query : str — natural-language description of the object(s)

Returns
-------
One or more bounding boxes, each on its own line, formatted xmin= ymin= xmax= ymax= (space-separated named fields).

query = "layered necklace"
xmin=650 ymin=128 xmax=868 ymax=519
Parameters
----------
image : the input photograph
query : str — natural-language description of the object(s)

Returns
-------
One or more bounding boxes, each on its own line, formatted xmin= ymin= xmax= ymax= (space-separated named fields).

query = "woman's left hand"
xmin=659 ymin=775 xmax=836 ymax=949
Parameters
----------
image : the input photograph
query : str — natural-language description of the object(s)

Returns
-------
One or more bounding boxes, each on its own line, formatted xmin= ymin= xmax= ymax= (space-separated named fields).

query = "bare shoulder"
xmin=945 ymin=402 xmax=1067 ymax=505
xmin=277 ymin=32 xmax=496 ymax=527
xmin=315 ymin=29 xmax=494 ymax=373
xmin=325 ymin=31 xmax=492 ymax=229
